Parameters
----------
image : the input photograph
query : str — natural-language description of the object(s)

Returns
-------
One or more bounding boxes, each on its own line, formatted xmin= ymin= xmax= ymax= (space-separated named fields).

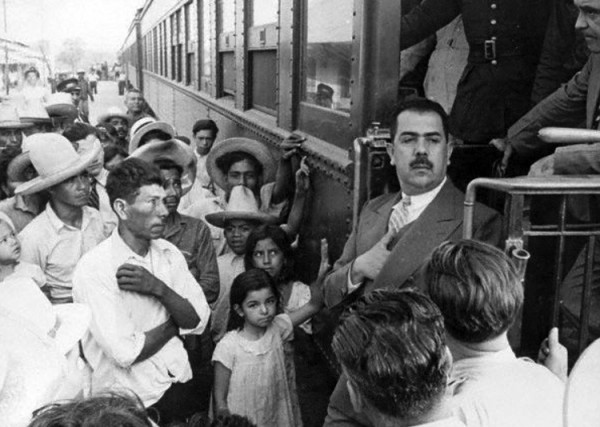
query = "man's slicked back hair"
xmin=106 ymin=158 xmax=163 ymax=207
xmin=389 ymin=97 xmax=449 ymax=140
xmin=215 ymin=151 xmax=263 ymax=177
xmin=332 ymin=289 xmax=449 ymax=420
xmin=424 ymin=239 xmax=523 ymax=343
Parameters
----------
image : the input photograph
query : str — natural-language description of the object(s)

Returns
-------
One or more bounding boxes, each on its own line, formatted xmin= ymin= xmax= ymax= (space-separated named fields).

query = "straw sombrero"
xmin=129 ymin=120 xmax=175 ymax=154
xmin=14 ymin=133 xmax=101 ymax=196
xmin=97 ymin=106 xmax=131 ymax=126
xmin=131 ymin=138 xmax=198 ymax=195
xmin=205 ymin=185 xmax=278 ymax=228
xmin=206 ymin=137 xmax=276 ymax=191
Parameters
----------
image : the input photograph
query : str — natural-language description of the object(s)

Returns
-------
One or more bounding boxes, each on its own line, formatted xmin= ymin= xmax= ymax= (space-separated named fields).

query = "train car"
xmin=120 ymin=0 xmax=600 ymax=365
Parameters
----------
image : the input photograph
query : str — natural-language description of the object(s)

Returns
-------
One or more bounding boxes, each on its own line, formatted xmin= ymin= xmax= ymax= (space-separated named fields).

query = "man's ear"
xmin=113 ymin=198 xmax=128 ymax=221
xmin=233 ymin=304 xmax=245 ymax=319
xmin=446 ymin=138 xmax=454 ymax=166
xmin=386 ymin=143 xmax=395 ymax=166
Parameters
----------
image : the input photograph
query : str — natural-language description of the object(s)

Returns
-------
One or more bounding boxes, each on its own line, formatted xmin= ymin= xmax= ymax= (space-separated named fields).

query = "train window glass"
xmin=301 ymin=0 xmax=353 ymax=114
xmin=250 ymin=50 xmax=277 ymax=113
xmin=250 ymin=0 xmax=277 ymax=27
xmin=201 ymin=0 xmax=213 ymax=93
xmin=221 ymin=52 xmax=235 ymax=96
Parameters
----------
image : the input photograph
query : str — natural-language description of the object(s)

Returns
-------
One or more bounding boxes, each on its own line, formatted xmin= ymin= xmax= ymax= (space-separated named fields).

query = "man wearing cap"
xmin=131 ymin=138 xmax=219 ymax=414
xmin=57 ymin=78 xmax=88 ymax=123
xmin=97 ymin=107 xmax=130 ymax=151
xmin=72 ymin=158 xmax=211 ymax=423
xmin=0 ymin=103 xmax=33 ymax=150
xmin=45 ymin=92 xmax=80 ymax=132
xmin=17 ymin=133 xmax=107 ymax=304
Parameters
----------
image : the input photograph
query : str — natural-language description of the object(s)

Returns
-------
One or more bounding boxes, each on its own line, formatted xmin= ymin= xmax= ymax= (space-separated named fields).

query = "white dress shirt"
xmin=94 ymin=168 xmax=118 ymax=235
xmin=347 ymin=178 xmax=447 ymax=293
xmin=72 ymin=230 xmax=211 ymax=406
xmin=450 ymin=347 xmax=564 ymax=427
xmin=19 ymin=205 xmax=107 ymax=303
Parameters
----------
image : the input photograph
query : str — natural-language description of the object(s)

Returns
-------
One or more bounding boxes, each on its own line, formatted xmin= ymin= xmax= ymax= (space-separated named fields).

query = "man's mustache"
xmin=409 ymin=157 xmax=433 ymax=169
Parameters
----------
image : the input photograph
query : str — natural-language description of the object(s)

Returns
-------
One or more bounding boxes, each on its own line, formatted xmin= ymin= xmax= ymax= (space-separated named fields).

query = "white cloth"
xmin=450 ymin=347 xmax=564 ymax=427
xmin=72 ymin=230 xmax=211 ymax=406
xmin=94 ymin=169 xmax=118 ymax=235
xmin=284 ymin=280 xmax=312 ymax=334
xmin=179 ymin=153 xmax=215 ymax=212
xmin=416 ymin=418 xmax=467 ymax=427
xmin=347 ymin=178 xmax=447 ymax=293
xmin=212 ymin=252 xmax=245 ymax=342
xmin=212 ymin=313 xmax=302 ymax=427
xmin=8 ymin=261 xmax=46 ymax=288
xmin=19 ymin=205 xmax=107 ymax=303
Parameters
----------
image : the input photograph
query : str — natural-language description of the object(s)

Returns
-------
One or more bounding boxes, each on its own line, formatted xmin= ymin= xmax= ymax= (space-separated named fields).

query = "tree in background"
xmin=56 ymin=38 xmax=85 ymax=73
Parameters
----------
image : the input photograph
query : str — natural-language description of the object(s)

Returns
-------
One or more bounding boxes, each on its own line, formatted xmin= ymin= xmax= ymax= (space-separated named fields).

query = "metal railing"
xmin=464 ymin=176 xmax=600 ymax=357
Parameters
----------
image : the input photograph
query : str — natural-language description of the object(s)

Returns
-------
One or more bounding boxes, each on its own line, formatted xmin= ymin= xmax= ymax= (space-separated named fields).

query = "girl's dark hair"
xmin=244 ymin=225 xmax=294 ymax=283
xmin=227 ymin=269 xmax=280 ymax=331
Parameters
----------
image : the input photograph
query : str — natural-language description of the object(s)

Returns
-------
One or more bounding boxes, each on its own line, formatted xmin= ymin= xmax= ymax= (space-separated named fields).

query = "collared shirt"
xmin=212 ymin=252 xmax=245 ymax=342
xmin=450 ymin=347 xmax=564 ymax=427
xmin=347 ymin=178 xmax=447 ymax=293
xmin=19 ymin=205 xmax=106 ymax=303
xmin=93 ymin=168 xmax=118 ymax=235
xmin=163 ymin=212 xmax=220 ymax=305
xmin=179 ymin=153 xmax=216 ymax=213
xmin=0 ymin=194 xmax=42 ymax=233
xmin=72 ymin=230 xmax=211 ymax=407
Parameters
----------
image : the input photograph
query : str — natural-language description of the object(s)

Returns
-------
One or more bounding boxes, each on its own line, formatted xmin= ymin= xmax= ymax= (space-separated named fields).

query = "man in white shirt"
xmin=332 ymin=289 xmax=465 ymax=427
xmin=425 ymin=240 xmax=564 ymax=427
xmin=72 ymin=158 xmax=210 ymax=424
xmin=16 ymin=133 xmax=106 ymax=304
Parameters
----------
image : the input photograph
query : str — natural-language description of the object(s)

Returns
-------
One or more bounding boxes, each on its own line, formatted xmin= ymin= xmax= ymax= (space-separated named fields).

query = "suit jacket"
xmin=323 ymin=179 xmax=502 ymax=309
xmin=508 ymin=53 xmax=600 ymax=161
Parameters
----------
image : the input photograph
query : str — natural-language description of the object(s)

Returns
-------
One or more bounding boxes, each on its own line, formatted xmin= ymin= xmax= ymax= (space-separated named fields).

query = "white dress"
xmin=212 ymin=313 xmax=303 ymax=427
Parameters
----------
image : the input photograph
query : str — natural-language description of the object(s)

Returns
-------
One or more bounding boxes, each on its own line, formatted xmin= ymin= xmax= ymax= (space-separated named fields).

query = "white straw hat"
xmin=205 ymin=185 xmax=278 ymax=228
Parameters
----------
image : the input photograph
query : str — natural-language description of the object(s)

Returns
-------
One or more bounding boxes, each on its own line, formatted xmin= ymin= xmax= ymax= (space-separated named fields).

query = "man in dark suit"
xmin=323 ymin=98 xmax=502 ymax=426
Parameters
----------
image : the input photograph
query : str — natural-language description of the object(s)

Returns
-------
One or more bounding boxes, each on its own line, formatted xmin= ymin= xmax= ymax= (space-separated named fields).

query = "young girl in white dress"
xmin=212 ymin=241 xmax=328 ymax=427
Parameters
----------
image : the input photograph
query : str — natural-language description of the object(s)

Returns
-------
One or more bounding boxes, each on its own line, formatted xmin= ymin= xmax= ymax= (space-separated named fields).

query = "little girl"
xmin=212 ymin=242 xmax=328 ymax=427
xmin=0 ymin=213 xmax=45 ymax=287
xmin=244 ymin=225 xmax=312 ymax=333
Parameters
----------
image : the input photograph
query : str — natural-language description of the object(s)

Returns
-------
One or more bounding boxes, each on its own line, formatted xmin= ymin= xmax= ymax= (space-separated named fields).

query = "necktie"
xmin=88 ymin=178 xmax=100 ymax=210
xmin=388 ymin=196 xmax=411 ymax=234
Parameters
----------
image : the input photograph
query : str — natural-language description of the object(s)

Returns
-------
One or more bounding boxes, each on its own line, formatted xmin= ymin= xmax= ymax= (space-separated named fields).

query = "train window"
xmin=250 ymin=0 xmax=277 ymax=27
xmin=301 ymin=0 xmax=353 ymax=114
xmin=184 ymin=2 xmax=198 ymax=87
xmin=218 ymin=0 xmax=235 ymax=98
xmin=200 ymin=0 xmax=213 ymax=93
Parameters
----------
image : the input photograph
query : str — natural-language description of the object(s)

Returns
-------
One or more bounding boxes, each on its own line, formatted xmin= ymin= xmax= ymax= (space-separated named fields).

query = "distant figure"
xmin=315 ymin=83 xmax=334 ymax=108
xmin=76 ymin=69 xmax=95 ymax=120
xmin=88 ymin=69 xmax=98 ymax=94
xmin=18 ymin=67 xmax=50 ymax=106
xmin=118 ymin=72 xmax=127 ymax=96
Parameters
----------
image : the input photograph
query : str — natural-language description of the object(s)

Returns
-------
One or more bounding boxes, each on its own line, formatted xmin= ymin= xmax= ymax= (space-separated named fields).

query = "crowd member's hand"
xmin=295 ymin=156 xmax=310 ymax=195
xmin=489 ymin=138 xmax=511 ymax=176
xmin=281 ymin=134 xmax=305 ymax=160
xmin=116 ymin=263 xmax=165 ymax=297
xmin=528 ymin=154 xmax=555 ymax=177
xmin=310 ymin=238 xmax=331 ymax=309
xmin=537 ymin=327 xmax=568 ymax=382
xmin=351 ymin=230 xmax=395 ymax=282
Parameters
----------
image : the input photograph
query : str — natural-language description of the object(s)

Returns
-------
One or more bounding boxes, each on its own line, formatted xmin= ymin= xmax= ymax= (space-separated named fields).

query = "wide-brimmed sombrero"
xmin=18 ymin=100 xmax=52 ymax=125
xmin=205 ymin=185 xmax=278 ymax=228
xmin=206 ymin=137 xmax=276 ymax=191
xmin=97 ymin=106 xmax=131 ymax=126
xmin=129 ymin=120 xmax=175 ymax=154
xmin=45 ymin=92 xmax=78 ymax=119
xmin=14 ymin=133 xmax=101 ymax=196
xmin=131 ymin=138 xmax=198 ymax=195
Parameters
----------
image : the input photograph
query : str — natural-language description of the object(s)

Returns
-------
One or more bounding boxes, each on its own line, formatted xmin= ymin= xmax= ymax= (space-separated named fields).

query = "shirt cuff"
xmin=347 ymin=262 xmax=363 ymax=294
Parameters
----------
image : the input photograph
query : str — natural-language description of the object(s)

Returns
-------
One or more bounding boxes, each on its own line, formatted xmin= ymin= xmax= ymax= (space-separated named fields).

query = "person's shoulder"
xmin=77 ymin=237 xmax=112 ymax=268
xmin=18 ymin=211 xmax=49 ymax=238
xmin=180 ymin=213 xmax=211 ymax=233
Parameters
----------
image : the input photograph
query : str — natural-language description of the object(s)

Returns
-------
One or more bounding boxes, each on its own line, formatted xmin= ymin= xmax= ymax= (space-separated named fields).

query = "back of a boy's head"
xmin=332 ymin=288 xmax=449 ymax=421
xmin=424 ymin=239 xmax=523 ymax=344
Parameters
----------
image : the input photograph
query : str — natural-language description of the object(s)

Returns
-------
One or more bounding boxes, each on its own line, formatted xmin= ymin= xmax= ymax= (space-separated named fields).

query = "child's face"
xmin=0 ymin=222 xmax=20 ymax=264
xmin=252 ymin=238 xmax=285 ymax=279
xmin=224 ymin=219 xmax=256 ymax=255
xmin=235 ymin=287 xmax=277 ymax=329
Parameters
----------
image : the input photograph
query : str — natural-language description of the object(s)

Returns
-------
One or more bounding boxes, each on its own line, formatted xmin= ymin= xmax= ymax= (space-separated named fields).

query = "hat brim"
xmin=46 ymin=104 xmax=78 ymax=118
xmin=97 ymin=112 xmax=131 ymax=126
xmin=52 ymin=304 xmax=91 ymax=355
xmin=7 ymin=151 xmax=32 ymax=186
xmin=129 ymin=122 xmax=176 ymax=153
xmin=207 ymin=138 xmax=276 ymax=191
xmin=20 ymin=117 xmax=52 ymax=124
xmin=0 ymin=121 xmax=33 ymax=129
xmin=14 ymin=143 xmax=102 ymax=196
xmin=205 ymin=210 xmax=279 ymax=228
xmin=131 ymin=139 xmax=197 ymax=195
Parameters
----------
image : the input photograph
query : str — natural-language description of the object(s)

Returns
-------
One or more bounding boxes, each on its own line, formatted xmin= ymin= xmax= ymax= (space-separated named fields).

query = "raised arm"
xmin=271 ymin=134 xmax=305 ymax=204
xmin=281 ymin=156 xmax=310 ymax=238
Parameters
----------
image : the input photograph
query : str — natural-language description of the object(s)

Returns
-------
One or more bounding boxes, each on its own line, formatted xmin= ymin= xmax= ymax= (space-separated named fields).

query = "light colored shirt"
xmin=94 ymin=168 xmax=118 ymax=235
xmin=417 ymin=418 xmax=466 ymax=427
xmin=72 ymin=230 xmax=211 ymax=406
xmin=0 ymin=194 xmax=42 ymax=233
xmin=347 ymin=178 xmax=447 ymax=293
xmin=212 ymin=252 xmax=245 ymax=342
xmin=450 ymin=347 xmax=564 ymax=427
xmin=19 ymin=205 xmax=106 ymax=303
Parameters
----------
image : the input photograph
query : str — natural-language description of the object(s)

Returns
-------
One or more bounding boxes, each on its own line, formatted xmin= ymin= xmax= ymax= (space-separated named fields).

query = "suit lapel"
xmin=356 ymin=192 xmax=402 ymax=254
xmin=369 ymin=181 xmax=463 ymax=292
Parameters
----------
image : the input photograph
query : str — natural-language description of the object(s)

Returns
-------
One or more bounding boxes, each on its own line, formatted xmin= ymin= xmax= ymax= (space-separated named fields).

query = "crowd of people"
xmin=4 ymin=0 xmax=600 ymax=423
